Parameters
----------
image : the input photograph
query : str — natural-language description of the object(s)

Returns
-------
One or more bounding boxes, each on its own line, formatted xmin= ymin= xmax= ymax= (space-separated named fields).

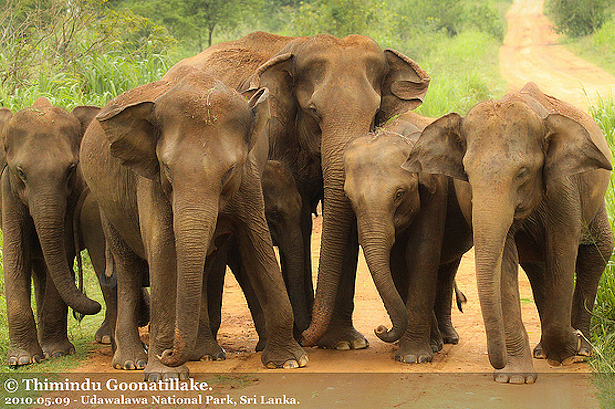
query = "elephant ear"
xmin=0 ymin=107 xmax=13 ymax=149
xmin=543 ymin=113 xmax=612 ymax=181
xmin=377 ymin=50 xmax=431 ymax=126
xmin=72 ymin=105 xmax=102 ymax=137
xmin=247 ymin=87 xmax=271 ymax=151
xmin=96 ymin=101 xmax=159 ymax=180
xmin=402 ymin=113 xmax=468 ymax=181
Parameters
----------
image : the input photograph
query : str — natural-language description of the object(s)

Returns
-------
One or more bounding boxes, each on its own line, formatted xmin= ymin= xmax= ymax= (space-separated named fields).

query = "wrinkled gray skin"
xmin=167 ymin=32 xmax=431 ymax=349
xmin=204 ymin=159 xmax=312 ymax=359
xmin=403 ymin=83 xmax=613 ymax=384
xmin=344 ymin=111 xmax=472 ymax=364
xmin=0 ymin=99 xmax=102 ymax=366
xmin=76 ymin=192 xmax=150 ymax=346
xmin=81 ymin=67 xmax=307 ymax=381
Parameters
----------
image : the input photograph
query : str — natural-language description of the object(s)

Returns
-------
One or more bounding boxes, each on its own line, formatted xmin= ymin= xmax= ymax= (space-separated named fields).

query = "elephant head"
xmin=96 ymin=71 xmax=270 ymax=367
xmin=402 ymin=91 xmax=611 ymax=369
xmin=245 ymin=34 xmax=431 ymax=345
xmin=0 ymin=98 xmax=101 ymax=316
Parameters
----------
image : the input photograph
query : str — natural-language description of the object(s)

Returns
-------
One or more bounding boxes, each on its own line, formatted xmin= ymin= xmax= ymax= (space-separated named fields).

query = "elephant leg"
xmin=316 ymin=228 xmax=368 ymax=351
xmin=228 ymin=244 xmax=269 ymax=352
xmin=37 ymin=261 xmax=74 ymax=359
xmin=300 ymin=199 xmax=315 ymax=313
xmin=573 ymin=205 xmax=613 ymax=357
xmin=494 ymin=232 xmax=536 ymax=384
xmin=520 ymin=261 xmax=548 ymax=359
xmin=190 ymin=247 xmax=226 ymax=362
xmin=3 ymin=204 xmax=42 ymax=366
xmin=82 ymin=221 xmax=115 ymax=345
xmin=235 ymin=197 xmax=307 ymax=368
xmin=103 ymin=220 xmax=148 ymax=371
xmin=435 ymin=258 xmax=462 ymax=345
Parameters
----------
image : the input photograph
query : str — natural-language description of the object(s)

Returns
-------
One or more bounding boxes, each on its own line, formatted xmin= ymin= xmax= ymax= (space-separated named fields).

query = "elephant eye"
xmin=394 ymin=188 xmax=406 ymax=201
xmin=267 ymin=210 xmax=282 ymax=222
xmin=163 ymin=164 xmax=172 ymax=182
xmin=66 ymin=163 xmax=77 ymax=183
xmin=515 ymin=167 xmax=529 ymax=181
xmin=308 ymin=104 xmax=321 ymax=120
xmin=16 ymin=167 xmax=26 ymax=182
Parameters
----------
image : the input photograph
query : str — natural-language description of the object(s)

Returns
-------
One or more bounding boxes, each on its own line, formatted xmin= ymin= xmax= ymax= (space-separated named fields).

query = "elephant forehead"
xmin=8 ymin=106 xmax=80 ymax=144
xmin=464 ymin=101 xmax=543 ymax=143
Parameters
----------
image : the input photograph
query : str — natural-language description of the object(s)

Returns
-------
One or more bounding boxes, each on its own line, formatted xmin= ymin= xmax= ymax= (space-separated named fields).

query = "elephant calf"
xmin=404 ymin=82 xmax=613 ymax=383
xmin=81 ymin=67 xmax=307 ymax=380
xmin=0 ymin=98 xmax=102 ymax=366
xmin=343 ymin=111 xmax=472 ymax=364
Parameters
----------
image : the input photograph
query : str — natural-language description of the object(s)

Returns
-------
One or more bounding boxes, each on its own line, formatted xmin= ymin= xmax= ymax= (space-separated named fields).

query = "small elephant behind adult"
xmin=403 ymin=82 xmax=613 ymax=383
xmin=343 ymin=111 xmax=473 ymax=364
xmin=204 ymin=159 xmax=313 ymax=359
xmin=0 ymin=98 xmax=102 ymax=366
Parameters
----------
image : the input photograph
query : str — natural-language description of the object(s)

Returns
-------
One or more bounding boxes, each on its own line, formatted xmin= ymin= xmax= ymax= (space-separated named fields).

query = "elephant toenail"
xmin=52 ymin=351 xmax=64 ymax=358
xmin=19 ymin=356 xmax=32 ymax=365
xmin=32 ymin=355 xmax=42 ymax=363
xmin=124 ymin=361 xmax=136 ymax=370
xmin=547 ymin=358 xmax=562 ymax=367
xmin=299 ymin=355 xmax=309 ymax=367
xmin=145 ymin=374 xmax=159 ymax=382
xmin=335 ymin=342 xmax=351 ymax=351
xmin=562 ymin=356 xmax=575 ymax=366
xmin=494 ymin=374 xmax=509 ymax=383
xmin=215 ymin=352 xmax=226 ymax=361
xmin=509 ymin=375 xmax=525 ymax=384
xmin=8 ymin=357 xmax=18 ymax=366
xmin=418 ymin=355 xmax=431 ymax=363
xmin=283 ymin=360 xmax=299 ymax=369
xmin=137 ymin=360 xmax=147 ymax=369
xmin=266 ymin=362 xmax=278 ymax=369
xmin=180 ymin=372 xmax=190 ymax=381
xmin=404 ymin=355 xmax=417 ymax=364
xmin=526 ymin=375 xmax=536 ymax=384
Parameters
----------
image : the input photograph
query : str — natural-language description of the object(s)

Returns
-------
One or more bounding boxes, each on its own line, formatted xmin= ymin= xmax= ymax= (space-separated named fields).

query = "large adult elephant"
xmin=166 ymin=31 xmax=431 ymax=348
xmin=0 ymin=98 xmax=102 ymax=365
xmin=81 ymin=67 xmax=306 ymax=380
xmin=403 ymin=83 xmax=613 ymax=383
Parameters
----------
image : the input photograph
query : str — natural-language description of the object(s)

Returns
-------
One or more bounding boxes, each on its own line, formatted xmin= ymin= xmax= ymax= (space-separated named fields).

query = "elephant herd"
xmin=1 ymin=31 xmax=612 ymax=385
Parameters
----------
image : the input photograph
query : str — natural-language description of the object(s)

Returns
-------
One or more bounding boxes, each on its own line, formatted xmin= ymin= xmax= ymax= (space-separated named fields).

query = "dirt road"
xmin=500 ymin=0 xmax=615 ymax=111
xmin=54 ymin=1 xmax=611 ymax=407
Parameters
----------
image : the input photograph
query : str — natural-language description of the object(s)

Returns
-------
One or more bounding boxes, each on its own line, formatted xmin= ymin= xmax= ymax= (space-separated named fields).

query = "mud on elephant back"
xmin=0 ymin=98 xmax=102 ymax=366
xmin=81 ymin=66 xmax=307 ymax=381
xmin=403 ymin=82 xmax=613 ymax=384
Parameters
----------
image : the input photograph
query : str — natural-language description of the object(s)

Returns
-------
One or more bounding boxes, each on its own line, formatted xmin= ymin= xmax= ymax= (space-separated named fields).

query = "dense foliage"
xmin=547 ymin=0 xmax=614 ymax=37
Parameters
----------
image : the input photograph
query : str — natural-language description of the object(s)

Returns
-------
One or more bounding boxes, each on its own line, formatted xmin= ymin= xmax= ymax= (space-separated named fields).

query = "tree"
xmin=547 ymin=0 xmax=612 ymax=37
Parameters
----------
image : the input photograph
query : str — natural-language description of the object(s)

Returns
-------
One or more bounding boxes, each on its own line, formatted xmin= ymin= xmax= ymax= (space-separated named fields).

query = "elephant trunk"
xmin=357 ymin=212 xmax=407 ymax=342
xmin=159 ymin=197 xmax=218 ymax=368
xmin=30 ymin=192 xmax=101 ymax=316
xmin=279 ymin=227 xmax=312 ymax=332
xmin=471 ymin=190 xmax=515 ymax=370
xmin=302 ymin=118 xmax=371 ymax=346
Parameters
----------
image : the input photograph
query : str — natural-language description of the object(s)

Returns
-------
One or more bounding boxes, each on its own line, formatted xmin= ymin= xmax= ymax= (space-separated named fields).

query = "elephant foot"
xmin=112 ymin=345 xmax=148 ymax=370
xmin=316 ymin=326 xmax=369 ymax=350
xmin=532 ymin=342 xmax=546 ymax=359
xmin=261 ymin=340 xmax=308 ymax=369
xmin=95 ymin=321 xmax=112 ymax=345
xmin=144 ymin=359 xmax=189 ymax=382
xmin=439 ymin=324 xmax=460 ymax=345
xmin=189 ymin=341 xmax=226 ymax=361
xmin=578 ymin=334 xmax=592 ymax=358
xmin=41 ymin=338 xmax=75 ymax=359
xmin=430 ymin=333 xmax=443 ymax=354
xmin=494 ymin=356 xmax=537 ymax=384
xmin=7 ymin=344 xmax=44 ymax=367
xmin=543 ymin=329 xmax=582 ymax=367
xmin=395 ymin=340 xmax=434 ymax=364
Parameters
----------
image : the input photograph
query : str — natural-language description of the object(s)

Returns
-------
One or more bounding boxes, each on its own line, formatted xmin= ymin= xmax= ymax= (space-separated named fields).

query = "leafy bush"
xmin=547 ymin=0 xmax=613 ymax=37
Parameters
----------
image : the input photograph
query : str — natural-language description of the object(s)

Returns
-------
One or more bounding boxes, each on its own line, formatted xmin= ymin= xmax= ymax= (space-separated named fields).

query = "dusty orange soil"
xmin=499 ymin=0 xmax=615 ymax=111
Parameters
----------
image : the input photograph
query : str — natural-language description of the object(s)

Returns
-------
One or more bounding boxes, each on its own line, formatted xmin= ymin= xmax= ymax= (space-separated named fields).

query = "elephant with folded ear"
xmin=0 ymin=98 xmax=101 ymax=366
xmin=343 ymin=111 xmax=472 ymax=364
xmin=81 ymin=67 xmax=307 ymax=381
xmin=403 ymin=82 xmax=613 ymax=384
xmin=167 ymin=31 xmax=430 ymax=349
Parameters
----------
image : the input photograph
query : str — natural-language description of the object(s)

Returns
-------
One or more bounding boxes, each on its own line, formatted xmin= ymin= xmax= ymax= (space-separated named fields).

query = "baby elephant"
xmin=0 ymin=98 xmax=102 ymax=365
xmin=344 ymin=111 xmax=472 ymax=364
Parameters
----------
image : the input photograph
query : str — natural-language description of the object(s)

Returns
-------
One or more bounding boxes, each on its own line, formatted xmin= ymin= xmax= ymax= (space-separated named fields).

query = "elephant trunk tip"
xmin=75 ymin=297 xmax=102 ymax=316
xmin=374 ymin=324 xmax=403 ymax=343
xmin=300 ymin=326 xmax=320 ymax=347
xmin=158 ymin=348 xmax=189 ymax=368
